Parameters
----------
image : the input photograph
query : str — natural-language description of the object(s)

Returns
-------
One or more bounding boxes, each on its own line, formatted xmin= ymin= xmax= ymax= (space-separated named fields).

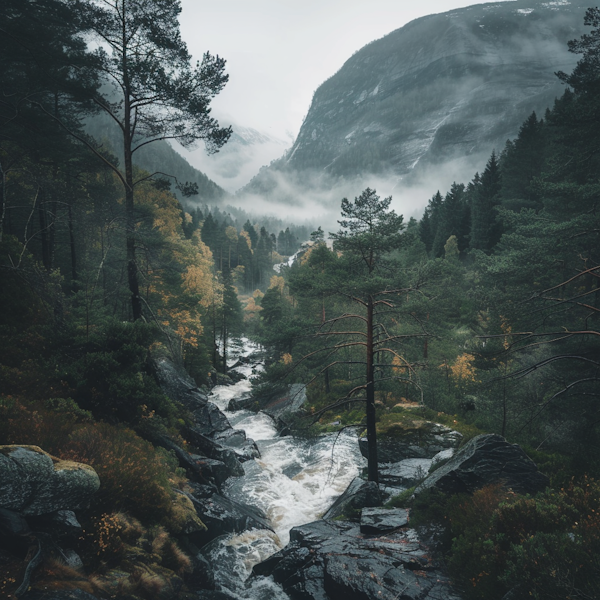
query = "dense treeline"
xmin=0 ymin=2 xmax=310 ymax=595
xmin=252 ymin=10 xmax=600 ymax=599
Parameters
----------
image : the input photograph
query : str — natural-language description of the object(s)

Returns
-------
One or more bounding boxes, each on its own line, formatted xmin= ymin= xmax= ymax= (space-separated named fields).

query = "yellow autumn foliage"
xmin=449 ymin=353 xmax=478 ymax=384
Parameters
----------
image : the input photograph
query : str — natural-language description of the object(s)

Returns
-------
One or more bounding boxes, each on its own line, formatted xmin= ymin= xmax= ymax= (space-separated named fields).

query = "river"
xmin=202 ymin=338 xmax=367 ymax=599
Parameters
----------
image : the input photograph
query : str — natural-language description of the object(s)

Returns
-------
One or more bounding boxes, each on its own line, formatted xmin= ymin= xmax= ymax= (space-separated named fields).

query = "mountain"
xmin=178 ymin=122 xmax=291 ymax=193
xmin=241 ymin=0 xmax=589 ymax=212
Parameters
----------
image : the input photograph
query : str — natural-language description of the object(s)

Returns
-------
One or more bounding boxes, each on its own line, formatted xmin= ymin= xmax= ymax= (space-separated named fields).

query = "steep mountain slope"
xmin=243 ymin=0 xmax=588 ymax=206
xmin=178 ymin=122 xmax=291 ymax=192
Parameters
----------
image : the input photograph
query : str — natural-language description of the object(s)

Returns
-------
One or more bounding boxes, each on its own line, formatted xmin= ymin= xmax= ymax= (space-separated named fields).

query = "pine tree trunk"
xmin=366 ymin=295 xmax=379 ymax=483
xmin=0 ymin=160 xmax=6 ymax=244
xmin=68 ymin=202 xmax=78 ymax=289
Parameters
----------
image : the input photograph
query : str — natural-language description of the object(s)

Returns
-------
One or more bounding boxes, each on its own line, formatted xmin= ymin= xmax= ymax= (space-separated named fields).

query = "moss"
xmin=385 ymin=486 xmax=416 ymax=508
xmin=377 ymin=407 xmax=483 ymax=446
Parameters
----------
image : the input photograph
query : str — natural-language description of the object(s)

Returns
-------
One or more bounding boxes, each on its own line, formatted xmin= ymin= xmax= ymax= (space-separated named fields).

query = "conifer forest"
xmin=1 ymin=2 xmax=599 ymax=600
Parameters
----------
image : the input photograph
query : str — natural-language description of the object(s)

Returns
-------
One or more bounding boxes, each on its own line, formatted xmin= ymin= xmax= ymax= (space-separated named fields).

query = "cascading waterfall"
xmin=203 ymin=338 xmax=367 ymax=599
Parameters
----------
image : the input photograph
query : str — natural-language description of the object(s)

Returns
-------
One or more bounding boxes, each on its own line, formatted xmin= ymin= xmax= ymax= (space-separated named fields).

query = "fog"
xmin=217 ymin=150 xmax=493 ymax=234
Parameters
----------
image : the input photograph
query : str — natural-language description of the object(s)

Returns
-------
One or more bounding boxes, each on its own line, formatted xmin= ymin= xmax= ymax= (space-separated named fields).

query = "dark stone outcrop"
xmin=414 ymin=434 xmax=549 ymax=497
xmin=154 ymin=357 xmax=259 ymax=482
xmin=27 ymin=510 xmax=82 ymax=539
xmin=253 ymin=384 xmax=308 ymax=432
xmin=192 ymin=402 xmax=232 ymax=436
xmin=187 ymin=404 xmax=259 ymax=463
xmin=186 ymin=491 xmax=272 ymax=546
xmin=183 ymin=426 xmax=245 ymax=477
xmin=378 ymin=458 xmax=433 ymax=487
xmin=359 ymin=421 xmax=462 ymax=463
xmin=261 ymin=383 xmax=307 ymax=420
xmin=189 ymin=456 xmax=231 ymax=488
xmin=227 ymin=395 xmax=256 ymax=411
xmin=253 ymin=519 xmax=461 ymax=600
xmin=322 ymin=477 xmax=381 ymax=520
xmin=360 ymin=507 xmax=409 ymax=535
xmin=212 ymin=428 xmax=260 ymax=462
xmin=0 ymin=507 xmax=31 ymax=538
xmin=153 ymin=356 xmax=208 ymax=411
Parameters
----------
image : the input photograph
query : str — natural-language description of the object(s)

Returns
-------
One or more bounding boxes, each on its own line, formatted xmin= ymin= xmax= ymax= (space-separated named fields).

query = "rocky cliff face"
xmin=243 ymin=0 xmax=588 ymax=206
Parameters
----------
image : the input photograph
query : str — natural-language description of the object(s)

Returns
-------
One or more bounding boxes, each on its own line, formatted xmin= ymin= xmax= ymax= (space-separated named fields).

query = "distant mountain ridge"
xmin=180 ymin=121 xmax=290 ymax=193
xmin=242 ymin=0 xmax=589 ymax=203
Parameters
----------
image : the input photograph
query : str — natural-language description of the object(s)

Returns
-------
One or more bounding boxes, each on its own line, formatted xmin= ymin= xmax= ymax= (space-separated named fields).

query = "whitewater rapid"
xmin=203 ymin=338 xmax=366 ymax=598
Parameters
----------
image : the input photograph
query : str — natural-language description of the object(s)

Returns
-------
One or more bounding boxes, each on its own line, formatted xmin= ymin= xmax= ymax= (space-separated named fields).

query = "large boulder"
xmin=183 ymin=426 xmax=245 ymax=477
xmin=188 ymin=404 xmax=260 ymax=462
xmin=322 ymin=477 xmax=381 ymax=521
xmin=259 ymin=384 xmax=307 ymax=421
xmin=360 ymin=420 xmax=463 ymax=462
xmin=378 ymin=458 xmax=433 ymax=488
xmin=0 ymin=446 xmax=100 ymax=516
xmin=186 ymin=491 xmax=272 ymax=546
xmin=253 ymin=519 xmax=461 ymax=600
xmin=360 ymin=507 xmax=409 ymax=535
xmin=414 ymin=434 xmax=549 ymax=497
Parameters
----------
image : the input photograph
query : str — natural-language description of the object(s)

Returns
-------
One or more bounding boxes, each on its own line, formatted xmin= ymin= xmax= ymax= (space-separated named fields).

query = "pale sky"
xmin=179 ymin=0 xmax=515 ymax=140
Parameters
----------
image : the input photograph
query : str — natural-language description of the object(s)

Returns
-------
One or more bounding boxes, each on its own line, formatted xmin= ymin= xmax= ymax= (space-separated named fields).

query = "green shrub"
xmin=67 ymin=319 xmax=180 ymax=426
xmin=61 ymin=423 xmax=175 ymax=522
xmin=0 ymin=395 xmax=91 ymax=453
xmin=446 ymin=479 xmax=600 ymax=600
xmin=385 ymin=486 xmax=416 ymax=508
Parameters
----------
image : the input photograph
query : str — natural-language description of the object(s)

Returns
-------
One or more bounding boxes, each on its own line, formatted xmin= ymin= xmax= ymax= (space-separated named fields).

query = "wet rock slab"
xmin=360 ymin=507 xmax=409 ymax=534
xmin=414 ymin=433 xmax=549 ymax=497
xmin=186 ymin=491 xmax=272 ymax=546
xmin=379 ymin=458 xmax=433 ymax=487
xmin=359 ymin=421 xmax=463 ymax=462
xmin=153 ymin=356 xmax=208 ymax=411
xmin=322 ymin=477 xmax=382 ymax=520
xmin=253 ymin=519 xmax=461 ymax=600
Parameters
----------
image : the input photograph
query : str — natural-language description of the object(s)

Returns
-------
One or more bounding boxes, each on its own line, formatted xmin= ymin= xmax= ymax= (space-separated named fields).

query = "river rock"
xmin=322 ymin=477 xmax=381 ymax=520
xmin=360 ymin=507 xmax=409 ymax=534
xmin=211 ymin=429 xmax=260 ymax=462
xmin=359 ymin=420 xmax=463 ymax=462
xmin=378 ymin=458 xmax=433 ymax=487
xmin=153 ymin=356 xmax=208 ymax=410
xmin=193 ymin=403 xmax=232 ymax=436
xmin=258 ymin=383 xmax=307 ymax=420
xmin=253 ymin=519 xmax=461 ymax=600
xmin=190 ymin=456 xmax=231 ymax=488
xmin=0 ymin=446 xmax=100 ymax=516
xmin=414 ymin=433 xmax=549 ymax=497
xmin=227 ymin=395 xmax=256 ymax=412
xmin=186 ymin=492 xmax=272 ymax=546
xmin=186 ymin=552 xmax=215 ymax=591
xmin=184 ymin=426 xmax=245 ymax=477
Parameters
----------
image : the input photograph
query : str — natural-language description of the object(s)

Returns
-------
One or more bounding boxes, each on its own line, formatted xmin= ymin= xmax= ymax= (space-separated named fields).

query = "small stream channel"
xmin=201 ymin=338 xmax=367 ymax=599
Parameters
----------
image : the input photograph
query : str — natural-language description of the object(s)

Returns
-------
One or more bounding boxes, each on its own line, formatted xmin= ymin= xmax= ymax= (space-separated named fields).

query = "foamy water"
xmin=204 ymin=338 xmax=366 ymax=598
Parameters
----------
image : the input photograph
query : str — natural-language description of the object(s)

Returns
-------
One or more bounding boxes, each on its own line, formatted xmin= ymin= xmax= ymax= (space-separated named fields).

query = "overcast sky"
xmin=179 ymin=0 xmax=515 ymax=141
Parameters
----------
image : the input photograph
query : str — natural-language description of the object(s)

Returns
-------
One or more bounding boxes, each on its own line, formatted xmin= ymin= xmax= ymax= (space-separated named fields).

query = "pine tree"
xmin=470 ymin=151 xmax=502 ymax=252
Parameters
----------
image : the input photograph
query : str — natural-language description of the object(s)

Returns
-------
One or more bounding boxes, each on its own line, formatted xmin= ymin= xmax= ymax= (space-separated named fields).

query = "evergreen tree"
xmin=470 ymin=151 xmax=502 ymax=252
xmin=77 ymin=0 xmax=231 ymax=320
xmin=500 ymin=112 xmax=546 ymax=211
